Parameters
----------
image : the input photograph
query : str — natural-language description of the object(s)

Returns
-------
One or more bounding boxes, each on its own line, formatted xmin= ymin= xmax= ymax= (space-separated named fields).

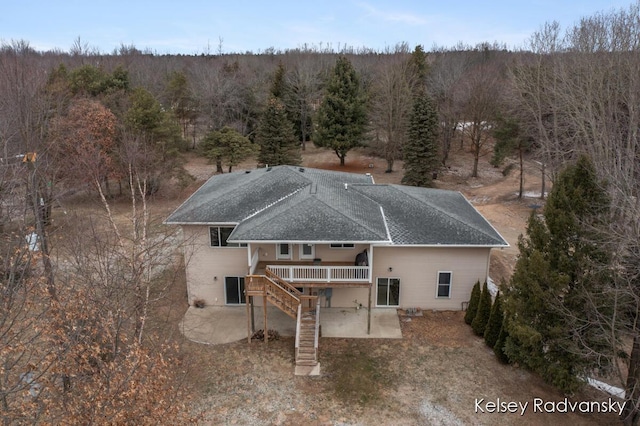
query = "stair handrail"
xmin=295 ymin=303 xmax=302 ymax=351
xmin=314 ymin=298 xmax=321 ymax=350
xmin=265 ymin=267 xmax=303 ymax=297
xmin=263 ymin=276 xmax=300 ymax=318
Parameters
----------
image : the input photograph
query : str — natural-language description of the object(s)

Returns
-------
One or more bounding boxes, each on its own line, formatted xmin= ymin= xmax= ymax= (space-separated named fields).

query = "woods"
xmin=2 ymin=1 xmax=640 ymax=423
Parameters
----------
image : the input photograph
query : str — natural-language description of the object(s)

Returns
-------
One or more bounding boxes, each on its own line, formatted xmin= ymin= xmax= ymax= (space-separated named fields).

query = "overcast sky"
xmin=1 ymin=1 xmax=633 ymax=54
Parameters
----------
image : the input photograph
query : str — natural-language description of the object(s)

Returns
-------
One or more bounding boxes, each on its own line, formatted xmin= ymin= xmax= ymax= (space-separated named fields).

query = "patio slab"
xmin=179 ymin=306 xmax=402 ymax=345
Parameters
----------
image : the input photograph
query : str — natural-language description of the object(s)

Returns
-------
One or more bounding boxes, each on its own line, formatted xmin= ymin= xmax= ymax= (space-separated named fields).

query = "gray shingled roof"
xmin=350 ymin=184 xmax=507 ymax=246
xmin=165 ymin=165 xmax=508 ymax=247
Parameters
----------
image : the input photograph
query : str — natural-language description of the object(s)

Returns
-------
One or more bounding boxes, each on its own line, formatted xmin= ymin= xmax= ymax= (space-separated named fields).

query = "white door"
xmin=299 ymin=243 xmax=315 ymax=260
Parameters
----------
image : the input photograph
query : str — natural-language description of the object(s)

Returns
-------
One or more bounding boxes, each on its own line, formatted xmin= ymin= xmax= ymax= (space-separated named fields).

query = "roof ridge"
xmin=312 ymin=195 xmax=390 ymax=242
xmin=390 ymin=185 xmax=504 ymax=244
xmin=241 ymin=185 xmax=308 ymax=221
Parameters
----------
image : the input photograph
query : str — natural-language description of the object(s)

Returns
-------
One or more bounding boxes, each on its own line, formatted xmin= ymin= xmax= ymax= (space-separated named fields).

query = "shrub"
xmin=484 ymin=291 xmax=503 ymax=347
xmin=464 ymin=281 xmax=481 ymax=325
xmin=471 ymin=281 xmax=491 ymax=336
xmin=493 ymin=318 xmax=510 ymax=364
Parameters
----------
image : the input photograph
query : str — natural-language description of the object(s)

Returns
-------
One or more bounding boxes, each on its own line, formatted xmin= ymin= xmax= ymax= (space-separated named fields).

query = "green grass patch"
xmin=325 ymin=341 xmax=395 ymax=406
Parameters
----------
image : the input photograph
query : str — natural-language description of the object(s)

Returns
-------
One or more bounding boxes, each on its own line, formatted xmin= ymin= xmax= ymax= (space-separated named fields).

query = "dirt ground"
xmin=144 ymin=144 xmax=621 ymax=425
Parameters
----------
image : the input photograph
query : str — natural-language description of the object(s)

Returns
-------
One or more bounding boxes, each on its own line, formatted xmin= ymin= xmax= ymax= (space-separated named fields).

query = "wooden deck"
xmin=254 ymin=261 xmax=370 ymax=288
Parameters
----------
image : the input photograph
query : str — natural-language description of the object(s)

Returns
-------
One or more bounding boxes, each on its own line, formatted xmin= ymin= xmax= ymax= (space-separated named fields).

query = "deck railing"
xmin=266 ymin=265 xmax=369 ymax=283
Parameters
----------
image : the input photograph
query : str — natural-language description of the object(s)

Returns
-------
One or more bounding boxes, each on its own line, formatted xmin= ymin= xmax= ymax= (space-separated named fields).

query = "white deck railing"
xmin=266 ymin=265 xmax=369 ymax=283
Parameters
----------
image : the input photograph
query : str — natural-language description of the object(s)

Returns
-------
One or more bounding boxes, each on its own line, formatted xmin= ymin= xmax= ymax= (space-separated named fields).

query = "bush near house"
xmin=493 ymin=318 xmax=510 ymax=364
xmin=464 ymin=281 xmax=481 ymax=325
xmin=484 ymin=291 xmax=503 ymax=347
xmin=471 ymin=281 xmax=491 ymax=336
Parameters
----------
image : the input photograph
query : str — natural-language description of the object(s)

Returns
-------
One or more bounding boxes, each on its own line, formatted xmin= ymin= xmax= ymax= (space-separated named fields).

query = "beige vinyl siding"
xmin=182 ymin=226 xmax=249 ymax=306
xmin=371 ymin=246 xmax=491 ymax=310
xmin=251 ymin=243 xmax=368 ymax=263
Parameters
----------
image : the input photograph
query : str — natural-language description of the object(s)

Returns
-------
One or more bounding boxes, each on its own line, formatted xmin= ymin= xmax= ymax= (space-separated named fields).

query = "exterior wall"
xmin=182 ymin=226 xmax=248 ymax=306
xmin=371 ymin=246 xmax=491 ymax=310
xmin=252 ymin=243 xmax=368 ymax=263
xmin=325 ymin=287 xmax=370 ymax=309
xmin=181 ymin=226 xmax=491 ymax=311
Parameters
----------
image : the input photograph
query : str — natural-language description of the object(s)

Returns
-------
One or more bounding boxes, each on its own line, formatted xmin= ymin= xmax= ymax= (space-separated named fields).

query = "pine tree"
xmin=493 ymin=318 xmax=510 ymax=364
xmin=314 ymin=56 xmax=367 ymax=166
xmin=484 ymin=291 xmax=503 ymax=347
xmin=200 ymin=127 xmax=257 ymax=173
xmin=270 ymin=62 xmax=286 ymax=99
xmin=256 ymin=98 xmax=301 ymax=166
xmin=471 ymin=282 xmax=491 ymax=336
xmin=503 ymin=155 xmax=612 ymax=393
xmin=464 ymin=281 xmax=481 ymax=325
xmin=402 ymin=93 xmax=439 ymax=187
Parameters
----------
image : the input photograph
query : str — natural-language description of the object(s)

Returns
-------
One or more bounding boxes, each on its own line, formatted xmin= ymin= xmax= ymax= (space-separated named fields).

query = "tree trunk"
xmin=216 ymin=158 xmax=223 ymax=173
xmin=385 ymin=158 xmax=394 ymax=173
xmin=471 ymin=151 xmax=479 ymax=177
xmin=622 ymin=332 xmax=640 ymax=425
xmin=518 ymin=146 xmax=524 ymax=199
xmin=540 ymin=163 xmax=546 ymax=200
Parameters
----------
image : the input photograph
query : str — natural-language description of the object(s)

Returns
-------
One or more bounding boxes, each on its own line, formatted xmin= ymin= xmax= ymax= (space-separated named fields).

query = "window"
xmin=376 ymin=278 xmax=400 ymax=307
xmin=276 ymin=243 xmax=292 ymax=260
xmin=225 ymin=277 xmax=246 ymax=304
xmin=330 ymin=243 xmax=355 ymax=248
xmin=209 ymin=226 xmax=247 ymax=247
xmin=437 ymin=272 xmax=452 ymax=298
xmin=299 ymin=243 xmax=314 ymax=259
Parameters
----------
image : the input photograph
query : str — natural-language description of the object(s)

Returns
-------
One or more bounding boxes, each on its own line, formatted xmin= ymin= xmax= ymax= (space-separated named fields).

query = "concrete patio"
xmin=179 ymin=305 xmax=403 ymax=345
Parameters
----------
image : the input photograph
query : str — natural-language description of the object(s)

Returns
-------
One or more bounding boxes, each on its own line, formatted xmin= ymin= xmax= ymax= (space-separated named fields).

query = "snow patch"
xmin=487 ymin=276 xmax=499 ymax=297
xmin=588 ymin=377 xmax=625 ymax=399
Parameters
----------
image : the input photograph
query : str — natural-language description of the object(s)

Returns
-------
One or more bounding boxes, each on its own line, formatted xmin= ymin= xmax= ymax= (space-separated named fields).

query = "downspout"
xmin=367 ymin=243 xmax=374 ymax=335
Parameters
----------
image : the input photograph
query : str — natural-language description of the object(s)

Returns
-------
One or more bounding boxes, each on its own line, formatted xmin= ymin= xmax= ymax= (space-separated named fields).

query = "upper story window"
xmin=209 ymin=226 xmax=247 ymax=248
xmin=330 ymin=243 xmax=355 ymax=248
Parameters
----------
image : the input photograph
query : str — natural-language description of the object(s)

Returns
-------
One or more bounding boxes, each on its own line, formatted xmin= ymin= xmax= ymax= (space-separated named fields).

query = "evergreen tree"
xmin=402 ymin=93 xmax=439 ymax=187
xmin=314 ymin=56 xmax=367 ymax=166
xmin=493 ymin=318 xmax=510 ymax=364
xmin=408 ymin=45 xmax=428 ymax=88
xmin=256 ymin=97 xmax=301 ymax=166
xmin=471 ymin=281 xmax=492 ymax=336
xmin=464 ymin=281 xmax=481 ymax=325
xmin=503 ymin=155 xmax=612 ymax=393
xmin=200 ymin=127 xmax=257 ymax=173
xmin=490 ymin=114 xmax=531 ymax=198
xmin=270 ymin=62 xmax=287 ymax=99
xmin=484 ymin=291 xmax=503 ymax=348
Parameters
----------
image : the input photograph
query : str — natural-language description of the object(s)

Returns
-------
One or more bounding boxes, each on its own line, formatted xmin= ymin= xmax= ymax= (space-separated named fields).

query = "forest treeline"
xmin=2 ymin=1 xmax=640 ymax=424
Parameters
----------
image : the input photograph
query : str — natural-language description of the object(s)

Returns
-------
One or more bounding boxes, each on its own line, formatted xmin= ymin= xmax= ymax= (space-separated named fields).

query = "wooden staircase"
xmin=245 ymin=268 xmax=320 ymax=373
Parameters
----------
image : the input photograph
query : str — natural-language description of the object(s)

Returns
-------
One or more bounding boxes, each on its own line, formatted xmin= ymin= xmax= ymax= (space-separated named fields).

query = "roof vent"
xmin=344 ymin=183 xmax=348 ymax=190
xmin=245 ymin=170 xmax=251 ymax=174
xmin=298 ymin=167 xmax=305 ymax=172
xmin=266 ymin=167 xmax=272 ymax=172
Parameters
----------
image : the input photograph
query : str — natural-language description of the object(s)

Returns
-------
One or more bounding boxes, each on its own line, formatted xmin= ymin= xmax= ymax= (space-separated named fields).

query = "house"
xmin=165 ymin=165 xmax=508 ymax=372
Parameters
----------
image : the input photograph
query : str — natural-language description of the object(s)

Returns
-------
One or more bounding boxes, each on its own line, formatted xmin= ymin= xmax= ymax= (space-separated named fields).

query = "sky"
xmin=1 ymin=1 xmax=634 ymax=54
